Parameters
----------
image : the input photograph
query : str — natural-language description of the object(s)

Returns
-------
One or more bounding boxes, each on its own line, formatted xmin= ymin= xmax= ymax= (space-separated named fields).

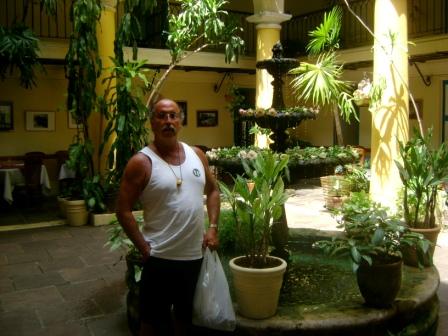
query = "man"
xmin=116 ymin=99 xmax=220 ymax=336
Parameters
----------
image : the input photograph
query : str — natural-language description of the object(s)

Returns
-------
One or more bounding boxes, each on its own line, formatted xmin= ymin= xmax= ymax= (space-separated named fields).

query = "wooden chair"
xmin=55 ymin=150 xmax=72 ymax=194
xmin=23 ymin=151 xmax=45 ymax=200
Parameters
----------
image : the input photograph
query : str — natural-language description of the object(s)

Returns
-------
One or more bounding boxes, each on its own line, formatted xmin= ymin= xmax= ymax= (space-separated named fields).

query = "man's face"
xmin=150 ymin=100 xmax=182 ymax=139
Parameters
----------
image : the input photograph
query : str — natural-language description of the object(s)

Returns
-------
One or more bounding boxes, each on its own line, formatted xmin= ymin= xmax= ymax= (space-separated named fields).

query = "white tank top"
xmin=139 ymin=143 xmax=205 ymax=260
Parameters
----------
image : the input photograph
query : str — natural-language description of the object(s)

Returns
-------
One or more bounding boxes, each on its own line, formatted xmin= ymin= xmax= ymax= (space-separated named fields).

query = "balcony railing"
xmin=1 ymin=0 xmax=446 ymax=58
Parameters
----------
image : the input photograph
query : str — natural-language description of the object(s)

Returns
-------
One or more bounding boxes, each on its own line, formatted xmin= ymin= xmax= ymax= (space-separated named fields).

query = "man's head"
xmin=150 ymin=99 xmax=183 ymax=139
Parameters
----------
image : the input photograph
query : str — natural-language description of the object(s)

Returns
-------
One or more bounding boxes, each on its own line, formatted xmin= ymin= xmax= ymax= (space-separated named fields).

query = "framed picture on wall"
xmin=197 ymin=110 xmax=218 ymax=127
xmin=25 ymin=111 xmax=55 ymax=131
xmin=0 ymin=101 xmax=13 ymax=131
xmin=176 ymin=101 xmax=188 ymax=126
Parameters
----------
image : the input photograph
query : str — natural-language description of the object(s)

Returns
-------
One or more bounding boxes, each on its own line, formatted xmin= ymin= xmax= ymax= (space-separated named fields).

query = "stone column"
xmin=370 ymin=0 xmax=409 ymax=209
xmin=92 ymin=0 xmax=117 ymax=174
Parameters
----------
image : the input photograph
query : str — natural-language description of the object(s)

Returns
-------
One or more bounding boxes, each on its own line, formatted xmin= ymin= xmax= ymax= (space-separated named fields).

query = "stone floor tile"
xmin=0 ymin=286 xmax=64 ymax=312
xmin=12 ymin=271 xmax=67 ymax=290
xmin=0 ymin=278 xmax=15 ymax=295
xmin=33 ymin=320 xmax=92 ymax=336
xmin=36 ymin=300 xmax=103 ymax=326
xmin=6 ymin=249 xmax=51 ymax=264
xmin=57 ymin=279 xmax=109 ymax=302
xmin=38 ymin=255 xmax=86 ymax=273
xmin=30 ymin=228 xmax=72 ymax=241
xmin=0 ymin=309 xmax=42 ymax=335
xmin=0 ymin=243 xmax=24 ymax=254
xmin=59 ymin=265 xmax=114 ymax=283
xmin=87 ymin=312 xmax=131 ymax=336
xmin=0 ymin=261 xmax=42 ymax=277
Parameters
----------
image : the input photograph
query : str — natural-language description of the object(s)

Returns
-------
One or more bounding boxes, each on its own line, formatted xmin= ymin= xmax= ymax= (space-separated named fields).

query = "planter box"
xmin=90 ymin=210 xmax=143 ymax=226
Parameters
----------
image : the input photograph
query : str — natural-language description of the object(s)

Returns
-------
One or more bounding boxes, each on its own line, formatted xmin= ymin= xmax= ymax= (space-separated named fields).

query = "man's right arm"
xmin=116 ymin=153 xmax=151 ymax=262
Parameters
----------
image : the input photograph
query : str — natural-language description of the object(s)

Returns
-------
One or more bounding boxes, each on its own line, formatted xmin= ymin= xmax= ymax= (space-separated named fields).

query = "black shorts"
xmin=139 ymin=256 xmax=203 ymax=330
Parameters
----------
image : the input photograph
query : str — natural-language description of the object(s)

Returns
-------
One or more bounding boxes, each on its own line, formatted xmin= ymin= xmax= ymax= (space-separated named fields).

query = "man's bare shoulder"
xmin=124 ymin=152 xmax=151 ymax=177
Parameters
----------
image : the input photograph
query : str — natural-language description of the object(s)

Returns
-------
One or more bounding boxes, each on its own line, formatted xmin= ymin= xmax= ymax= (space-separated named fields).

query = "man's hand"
xmin=203 ymin=228 xmax=219 ymax=250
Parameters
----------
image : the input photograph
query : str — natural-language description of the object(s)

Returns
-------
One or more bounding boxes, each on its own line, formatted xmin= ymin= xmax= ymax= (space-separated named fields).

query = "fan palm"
xmin=289 ymin=6 xmax=357 ymax=145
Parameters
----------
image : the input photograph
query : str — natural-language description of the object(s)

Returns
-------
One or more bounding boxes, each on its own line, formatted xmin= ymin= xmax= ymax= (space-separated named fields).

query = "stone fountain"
xmin=240 ymin=41 xmax=316 ymax=152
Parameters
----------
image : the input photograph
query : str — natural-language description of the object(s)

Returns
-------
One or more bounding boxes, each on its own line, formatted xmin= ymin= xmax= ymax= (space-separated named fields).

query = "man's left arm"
xmin=193 ymin=147 xmax=220 ymax=250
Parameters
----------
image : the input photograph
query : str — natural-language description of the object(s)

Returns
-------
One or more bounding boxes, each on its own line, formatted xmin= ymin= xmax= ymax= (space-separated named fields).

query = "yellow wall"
xmin=0 ymin=65 xmax=75 ymax=156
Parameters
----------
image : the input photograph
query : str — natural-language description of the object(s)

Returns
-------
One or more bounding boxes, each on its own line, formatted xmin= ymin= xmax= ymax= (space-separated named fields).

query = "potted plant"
xmin=219 ymin=151 xmax=290 ymax=319
xmin=313 ymin=191 xmax=430 ymax=308
xmin=105 ymin=217 xmax=144 ymax=335
xmin=395 ymin=129 xmax=448 ymax=266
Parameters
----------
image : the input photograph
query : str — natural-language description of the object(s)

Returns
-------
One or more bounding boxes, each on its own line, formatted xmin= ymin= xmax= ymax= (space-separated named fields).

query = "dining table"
xmin=58 ymin=163 xmax=76 ymax=180
xmin=0 ymin=163 xmax=51 ymax=204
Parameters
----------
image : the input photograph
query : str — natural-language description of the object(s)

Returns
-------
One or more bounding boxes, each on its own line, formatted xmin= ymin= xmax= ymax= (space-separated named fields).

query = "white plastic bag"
xmin=192 ymin=248 xmax=236 ymax=331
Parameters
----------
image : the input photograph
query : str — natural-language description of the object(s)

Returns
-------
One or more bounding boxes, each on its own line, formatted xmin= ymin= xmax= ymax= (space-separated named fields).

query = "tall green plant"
xmin=289 ymin=6 xmax=357 ymax=145
xmin=99 ymin=59 xmax=150 ymax=187
xmin=97 ymin=0 xmax=156 ymax=189
xmin=65 ymin=0 xmax=102 ymax=202
xmin=219 ymin=151 xmax=290 ymax=268
xmin=395 ymin=129 xmax=448 ymax=229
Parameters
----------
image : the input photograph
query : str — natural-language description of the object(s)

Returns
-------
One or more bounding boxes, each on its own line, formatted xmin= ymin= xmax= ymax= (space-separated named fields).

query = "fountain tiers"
xmin=241 ymin=42 xmax=316 ymax=153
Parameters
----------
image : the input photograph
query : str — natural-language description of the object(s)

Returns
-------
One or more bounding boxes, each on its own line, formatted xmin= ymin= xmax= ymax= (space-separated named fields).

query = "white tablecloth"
xmin=58 ymin=163 xmax=76 ymax=180
xmin=0 ymin=165 xmax=51 ymax=203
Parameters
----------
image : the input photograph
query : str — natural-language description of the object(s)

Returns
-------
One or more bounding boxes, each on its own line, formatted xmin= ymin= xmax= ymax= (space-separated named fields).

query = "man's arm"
xmin=116 ymin=153 xmax=151 ymax=261
xmin=193 ymin=147 xmax=220 ymax=250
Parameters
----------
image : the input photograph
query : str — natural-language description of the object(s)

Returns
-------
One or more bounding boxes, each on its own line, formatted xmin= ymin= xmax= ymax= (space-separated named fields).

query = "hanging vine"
xmin=65 ymin=0 xmax=102 ymax=203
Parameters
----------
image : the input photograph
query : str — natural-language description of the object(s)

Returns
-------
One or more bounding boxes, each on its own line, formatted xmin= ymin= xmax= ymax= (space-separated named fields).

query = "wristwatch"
xmin=209 ymin=223 xmax=218 ymax=229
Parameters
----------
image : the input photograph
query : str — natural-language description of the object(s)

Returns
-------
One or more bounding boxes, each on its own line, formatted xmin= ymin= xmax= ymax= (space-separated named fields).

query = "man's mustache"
xmin=162 ymin=125 xmax=176 ymax=132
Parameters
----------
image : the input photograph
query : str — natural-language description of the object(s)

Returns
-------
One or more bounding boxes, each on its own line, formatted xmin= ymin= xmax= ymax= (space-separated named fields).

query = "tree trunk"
xmin=333 ymin=104 xmax=344 ymax=145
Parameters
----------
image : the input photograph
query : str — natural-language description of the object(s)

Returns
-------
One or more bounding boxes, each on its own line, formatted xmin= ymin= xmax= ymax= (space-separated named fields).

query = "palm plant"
xmin=289 ymin=6 xmax=357 ymax=145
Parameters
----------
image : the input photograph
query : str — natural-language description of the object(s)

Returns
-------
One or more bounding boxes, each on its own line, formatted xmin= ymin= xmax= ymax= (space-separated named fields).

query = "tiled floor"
xmin=0 ymin=180 xmax=447 ymax=335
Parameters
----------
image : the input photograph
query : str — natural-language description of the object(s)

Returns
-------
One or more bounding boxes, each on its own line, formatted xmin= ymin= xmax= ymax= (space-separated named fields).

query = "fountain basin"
xmin=231 ymin=228 xmax=440 ymax=336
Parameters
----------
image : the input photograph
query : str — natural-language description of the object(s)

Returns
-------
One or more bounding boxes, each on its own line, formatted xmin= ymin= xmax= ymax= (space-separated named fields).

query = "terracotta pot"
xmin=356 ymin=257 xmax=402 ymax=308
xmin=402 ymin=226 xmax=441 ymax=267
xmin=229 ymin=255 xmax=287 ymax=319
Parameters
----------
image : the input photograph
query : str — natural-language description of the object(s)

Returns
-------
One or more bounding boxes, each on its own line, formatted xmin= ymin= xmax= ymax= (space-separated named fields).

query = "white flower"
xmin=247 ymin=150 xmax=258 ymax=160
xmin=267 ymin=108 xmax=277 ymax=116
xmin=238 ymin=150 xmax=248 ymax=159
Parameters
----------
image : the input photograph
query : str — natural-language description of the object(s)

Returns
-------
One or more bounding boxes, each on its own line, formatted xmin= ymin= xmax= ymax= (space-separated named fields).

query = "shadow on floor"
xmin=0 ymin=195 xmax=61 ymax=226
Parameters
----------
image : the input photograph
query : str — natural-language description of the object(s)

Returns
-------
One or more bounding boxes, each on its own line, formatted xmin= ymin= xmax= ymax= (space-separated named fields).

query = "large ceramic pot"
xmin=65 ymin=199 xmax=88 ymax=226
xmin=403 ymin=226 xmax=441 ymax=267
xmin=356 ymin=257 xmax=402 ymax=308
xmin=229 ymin=255 xmax=287 ymax=319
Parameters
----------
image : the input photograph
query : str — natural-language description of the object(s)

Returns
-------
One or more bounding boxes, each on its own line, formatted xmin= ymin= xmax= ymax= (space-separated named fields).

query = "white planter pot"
xmin=65 ymin=199 xmax=88 ymax=226
xmin=229 ymin=255 xmax=287 ymax=319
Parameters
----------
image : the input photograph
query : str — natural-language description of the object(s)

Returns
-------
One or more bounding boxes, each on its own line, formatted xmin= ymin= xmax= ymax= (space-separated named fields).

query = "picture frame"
xmin=67 ymin=112 xmax=79 ymax=129
xmin=0 ymin=101 xmax=13 ymax=131
xmin=197 ymin=110 xmax=218 ymax=127
xmin=25 ymin=111 xmax=55 ymax=131
xmin=176 ymin=100 xmax=188 ymax=126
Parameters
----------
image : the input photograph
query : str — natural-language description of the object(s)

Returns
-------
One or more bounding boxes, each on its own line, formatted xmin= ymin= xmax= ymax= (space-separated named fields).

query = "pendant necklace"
xmin=157 ymin=142 xmax=183 ymax=188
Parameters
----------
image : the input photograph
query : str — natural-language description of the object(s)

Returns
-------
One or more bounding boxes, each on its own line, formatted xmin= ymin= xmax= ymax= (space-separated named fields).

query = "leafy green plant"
xmin=0 ymin=24 xmax=42 ymax=89
xmin=219 ymin=151 xmax=290 ymax=268
xmin=395 ymin=129 xmax=448 ymax=229
xmin=145 ymin=0 xmax=244 ymax=107
xmin=344 ymin=164 xmax=369 ymax=193
xmin=313 ymin=191 xmax=431 ymax=271
xmin=65 ymin=0 xmax=102 ymax=200
xmin=105 ymin=216 xmax=144 ymax=282
xmin=82 ymin=174 xmax=106 ymax=213
xmin=99 ymin=59 xmax=150 ymax=187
